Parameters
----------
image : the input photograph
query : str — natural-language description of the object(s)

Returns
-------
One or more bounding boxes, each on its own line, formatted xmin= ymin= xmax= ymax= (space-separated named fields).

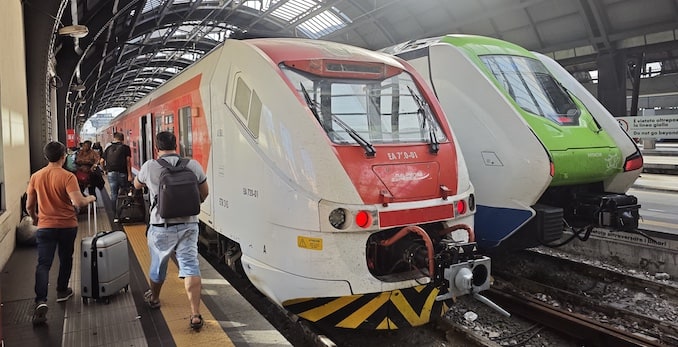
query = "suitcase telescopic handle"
xmin=87 ymin=200 xmax=97 ymax=237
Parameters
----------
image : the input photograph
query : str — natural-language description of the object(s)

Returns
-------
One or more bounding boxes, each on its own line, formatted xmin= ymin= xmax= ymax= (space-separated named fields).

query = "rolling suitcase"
xmin=81 ymin=202 xmax=130 ymax=303
xmin=115 ymin=187 xmax=147 ymax=223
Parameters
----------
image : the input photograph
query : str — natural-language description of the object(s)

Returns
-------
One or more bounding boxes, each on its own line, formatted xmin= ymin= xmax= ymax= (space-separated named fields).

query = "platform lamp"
xmin=58 ymin=25 xmax=89 ymax=38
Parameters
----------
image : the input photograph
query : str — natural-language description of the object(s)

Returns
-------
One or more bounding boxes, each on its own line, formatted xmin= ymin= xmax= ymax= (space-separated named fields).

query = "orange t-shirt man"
xmin=26 ymin=166 xmax=81 ymax=228
xmin=26 ymin=141 xmax=96 ymax=326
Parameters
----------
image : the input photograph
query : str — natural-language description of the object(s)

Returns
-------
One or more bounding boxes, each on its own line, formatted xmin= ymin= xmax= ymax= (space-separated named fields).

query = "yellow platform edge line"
xmin=124 ymin=224 xmax=234 ymax=346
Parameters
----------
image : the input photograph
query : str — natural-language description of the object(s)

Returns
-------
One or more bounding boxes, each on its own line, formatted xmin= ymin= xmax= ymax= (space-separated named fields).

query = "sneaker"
xmin=32 ymin=302 xmax=48 ymax=325
xmin=56 ymin=287 xmax=74 ymax=302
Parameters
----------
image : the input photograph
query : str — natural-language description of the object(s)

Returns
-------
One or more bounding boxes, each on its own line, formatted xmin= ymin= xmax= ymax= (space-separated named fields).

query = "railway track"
xmin=484 ymin=288 xmax=664 ymax=346
xmin=491 ymin=249 xmax=678 ymax=346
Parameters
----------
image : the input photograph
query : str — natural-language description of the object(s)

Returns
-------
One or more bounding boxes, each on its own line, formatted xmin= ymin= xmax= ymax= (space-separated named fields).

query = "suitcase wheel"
xmin=82 ymin=297 xmax=88 ymax=304
xmin=125 ymin=285 xmax=129 ymax=292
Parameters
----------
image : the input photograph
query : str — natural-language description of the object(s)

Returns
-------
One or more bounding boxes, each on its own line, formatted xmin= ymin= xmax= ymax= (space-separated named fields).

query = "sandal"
xmin=190 ymin=314 xmax=204 ymax=330
xmin=144 ymin=290 xmax=161 ymax=309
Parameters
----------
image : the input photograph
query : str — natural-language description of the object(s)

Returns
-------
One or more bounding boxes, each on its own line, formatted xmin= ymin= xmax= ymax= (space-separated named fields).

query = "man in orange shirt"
xmin=26 ymin=141 xmax=96 ymax=325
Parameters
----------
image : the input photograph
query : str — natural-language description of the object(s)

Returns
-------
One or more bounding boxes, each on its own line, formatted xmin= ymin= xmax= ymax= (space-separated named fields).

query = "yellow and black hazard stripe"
xmin=283 ymin=285 xmax=450 ymax=330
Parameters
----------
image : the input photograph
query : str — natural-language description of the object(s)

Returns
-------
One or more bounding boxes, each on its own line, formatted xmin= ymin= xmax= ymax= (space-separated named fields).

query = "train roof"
xmin=245 ymin=38 xmax=406 ymax=70
xmin=383 ymin=34 xmax=534 ymax=59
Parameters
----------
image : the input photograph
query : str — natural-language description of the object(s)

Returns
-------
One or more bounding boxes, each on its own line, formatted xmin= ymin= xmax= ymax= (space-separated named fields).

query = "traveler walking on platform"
xmin=26 ymin=141 xmax=97 ymax=325
xmin=75 ymin=140 xmax=102 ymax=197
xmin=133 ymin=131 xmax=209 ymax=331
xmin=101 ymin=132 xmax=133 ymax=202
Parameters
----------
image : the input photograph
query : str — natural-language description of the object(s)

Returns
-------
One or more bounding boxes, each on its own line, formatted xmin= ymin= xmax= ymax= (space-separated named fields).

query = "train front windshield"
xmin=281 ymin=65 xmax=447 ymax=145
xmin=480 ymin=55 xmax=580 ymax=126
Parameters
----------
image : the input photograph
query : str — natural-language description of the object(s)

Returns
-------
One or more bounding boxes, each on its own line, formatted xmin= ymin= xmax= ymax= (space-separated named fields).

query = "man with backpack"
xmin=133 ymin=131 xmax=209 ymax=331
xmin=101 ymin=132 xmax=133 ymax=201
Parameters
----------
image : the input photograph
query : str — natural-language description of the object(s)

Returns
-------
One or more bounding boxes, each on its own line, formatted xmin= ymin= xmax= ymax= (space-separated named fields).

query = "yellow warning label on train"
xmin=297 ymin=236 xmax=323 ymax=250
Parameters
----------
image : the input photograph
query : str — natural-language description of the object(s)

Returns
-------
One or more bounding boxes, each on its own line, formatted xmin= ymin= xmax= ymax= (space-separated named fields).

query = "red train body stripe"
xmin=379 ymin=205 xmax=454 ymax=228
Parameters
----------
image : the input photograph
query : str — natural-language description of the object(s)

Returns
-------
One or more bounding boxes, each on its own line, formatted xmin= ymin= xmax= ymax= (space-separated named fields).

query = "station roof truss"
xmin=46 ymin=0 xmax=678 ymax=127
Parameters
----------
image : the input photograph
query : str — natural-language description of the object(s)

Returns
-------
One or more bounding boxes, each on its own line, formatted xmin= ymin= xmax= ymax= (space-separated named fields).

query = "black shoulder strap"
xmin=177 ymin=158 xmax=189 ymax=168
xmin=157 ymin=157 xmax=189 ymax=170
xmin=157 ymin=157 xmax=172 ymax=169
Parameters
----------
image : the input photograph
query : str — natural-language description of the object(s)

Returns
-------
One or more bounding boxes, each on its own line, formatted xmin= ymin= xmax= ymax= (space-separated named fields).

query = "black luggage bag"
xmin=115 ymin=187 xmax=147 ymax=224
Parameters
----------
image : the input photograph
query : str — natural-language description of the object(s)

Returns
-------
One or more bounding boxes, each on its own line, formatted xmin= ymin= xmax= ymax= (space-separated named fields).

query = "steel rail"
xmin=483 ymin=288 xmax=663 ymax=347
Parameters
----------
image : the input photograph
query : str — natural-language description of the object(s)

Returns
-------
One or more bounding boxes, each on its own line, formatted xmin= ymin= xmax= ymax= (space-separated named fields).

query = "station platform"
xmin=1 ymin=189 xmax=291 ymax=347
xmin=641 ymin=143 xmax=678 ymax=174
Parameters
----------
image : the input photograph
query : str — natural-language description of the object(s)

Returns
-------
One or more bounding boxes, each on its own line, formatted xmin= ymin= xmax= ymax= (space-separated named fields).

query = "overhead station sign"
xmin=616 ymin=115 xmax=678 ymax=139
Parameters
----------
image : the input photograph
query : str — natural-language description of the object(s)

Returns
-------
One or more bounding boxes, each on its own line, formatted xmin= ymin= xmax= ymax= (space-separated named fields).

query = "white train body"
xmin=103 ymin=38 xmax=489 ymax=329
xmin=385 ymin=35 xmax=642 ymax=251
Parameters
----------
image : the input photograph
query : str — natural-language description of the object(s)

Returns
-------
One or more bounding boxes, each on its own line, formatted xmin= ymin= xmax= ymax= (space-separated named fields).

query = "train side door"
xmin=139 ymin=113 xmax=153 ymax=164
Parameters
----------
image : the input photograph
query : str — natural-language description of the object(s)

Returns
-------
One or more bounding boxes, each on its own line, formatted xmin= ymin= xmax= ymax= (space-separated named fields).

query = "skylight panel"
xmin=142 ymin=0 xmax=164 ymax=14
xmin=243 ymin=0 xmax=277 ymax=11
xmin=297 ymin=9 xmax=346 ymax=39
xmin=271 ymin=0 xmax=316 ymax=22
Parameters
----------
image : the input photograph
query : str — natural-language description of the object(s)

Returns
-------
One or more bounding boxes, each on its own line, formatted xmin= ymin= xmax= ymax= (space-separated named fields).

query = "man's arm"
xmin=198 ymin=180 xmax=209 ymax=203
xmin=68 ymin=189 xmax=96 ymax=207
xmin=133 ymin=176 xmax=145 ymax=190
xmin=126 ymin=155 xmax=133 ymax=182
xmin=100 ymin=147 xmax=106 ymax=166
xmin=26 ymin=188 xmax=38 ymax=224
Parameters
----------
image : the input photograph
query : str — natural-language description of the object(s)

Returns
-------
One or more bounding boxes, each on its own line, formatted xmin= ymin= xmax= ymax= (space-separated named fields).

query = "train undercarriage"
xmin=497 ymin=182 xmax=641 ymax=251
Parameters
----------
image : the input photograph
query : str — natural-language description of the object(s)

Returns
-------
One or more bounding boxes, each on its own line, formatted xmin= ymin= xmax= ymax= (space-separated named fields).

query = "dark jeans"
xmin=108 ymin=171 xmax=129 ymax=201
xmin=34 ymin=227 xmax=78 ymax=303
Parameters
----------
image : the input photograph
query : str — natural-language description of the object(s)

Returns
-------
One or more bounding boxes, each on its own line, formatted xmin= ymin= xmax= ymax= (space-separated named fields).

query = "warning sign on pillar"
xmin=616 ymin=115 xmax=678 ymax=139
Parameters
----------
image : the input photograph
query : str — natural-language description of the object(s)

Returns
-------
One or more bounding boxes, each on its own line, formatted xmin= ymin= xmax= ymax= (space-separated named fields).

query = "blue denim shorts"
xmin=147 ymin=223 xmax=200 ymax=283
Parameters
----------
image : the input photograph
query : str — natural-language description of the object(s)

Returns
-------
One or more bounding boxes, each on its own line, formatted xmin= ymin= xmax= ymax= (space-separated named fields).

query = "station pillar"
xmin=596 ymin=51 xmax=628 ymax=117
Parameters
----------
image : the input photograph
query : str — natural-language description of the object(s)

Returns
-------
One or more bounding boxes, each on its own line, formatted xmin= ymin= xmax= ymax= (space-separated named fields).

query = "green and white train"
xmin=385 ymin=34 xmax=643 ymax=251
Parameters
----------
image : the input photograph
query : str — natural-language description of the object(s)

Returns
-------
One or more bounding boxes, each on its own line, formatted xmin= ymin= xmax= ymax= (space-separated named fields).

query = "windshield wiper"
xmin=300 ymin=83 xmax=320 ymax=122
xmin=332 ymin=117 xmax=376 ymax=157
xmin=408 ymin=86 xmax=439 ymax=154
xmin=300 ymin=83 xmax=376 ymax=157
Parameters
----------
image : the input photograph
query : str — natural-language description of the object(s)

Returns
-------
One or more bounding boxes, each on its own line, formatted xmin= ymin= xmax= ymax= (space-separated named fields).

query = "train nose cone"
xmin=372 ymin=162 xmax=439 ymax=200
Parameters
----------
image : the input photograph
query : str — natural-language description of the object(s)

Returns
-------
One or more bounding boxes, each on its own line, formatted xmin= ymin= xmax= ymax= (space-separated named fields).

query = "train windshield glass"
xmin=281 ymin=65 xmax=448 ymax=145
xmin=480 ymin=55 xmax=580 ymax=126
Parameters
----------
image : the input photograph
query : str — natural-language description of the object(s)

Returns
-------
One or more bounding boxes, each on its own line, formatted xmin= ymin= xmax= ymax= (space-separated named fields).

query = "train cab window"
xmin=281 ymin=64 xmax=447 ymax=145
xmin=234 ymin=77 xmax=251 ymax=120
xmin=480 ymin=55 xmax=580 ymax=126
xmin=179 ymin=106 xmax=193 ymax=157
xmin=232 ymin=75 xmax=261 ymax=138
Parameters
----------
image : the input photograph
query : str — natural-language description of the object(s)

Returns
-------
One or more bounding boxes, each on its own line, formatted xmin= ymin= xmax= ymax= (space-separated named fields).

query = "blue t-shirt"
xmin=136 ymin=154 xmax=207 ymax=225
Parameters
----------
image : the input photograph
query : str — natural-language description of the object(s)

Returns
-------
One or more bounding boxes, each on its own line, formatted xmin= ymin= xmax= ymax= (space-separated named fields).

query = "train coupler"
xmin=570 ymin=193 xmax=640 ymax=231
xmin=434 ymin=239 xmax=491 ymax=301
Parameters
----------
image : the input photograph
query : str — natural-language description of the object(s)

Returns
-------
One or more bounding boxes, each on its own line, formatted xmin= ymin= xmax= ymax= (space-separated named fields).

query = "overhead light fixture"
xmin=58 ymin=25 xmax=89 ymax=38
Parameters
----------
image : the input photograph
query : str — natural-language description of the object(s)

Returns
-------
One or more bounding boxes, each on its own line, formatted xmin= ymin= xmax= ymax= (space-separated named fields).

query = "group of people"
xmin=26 ymin=131 xmax=209 ymax=331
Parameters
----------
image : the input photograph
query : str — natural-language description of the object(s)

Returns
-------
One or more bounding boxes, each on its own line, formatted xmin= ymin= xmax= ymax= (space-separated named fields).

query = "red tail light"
xmin=624 ymin=151 xmax=643 ymax=172
xmin=355 ymin=210 xmax=371 ymax=228
xmin=456 ymin=200 xmax=466 ymax=215
xmin=549 ymin=161 xmax=555 ymax=177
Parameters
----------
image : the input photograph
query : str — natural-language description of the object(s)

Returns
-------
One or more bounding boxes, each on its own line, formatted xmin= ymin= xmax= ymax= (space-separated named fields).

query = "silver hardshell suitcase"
xmin=81 ymin=202 xmax=130 ymax=303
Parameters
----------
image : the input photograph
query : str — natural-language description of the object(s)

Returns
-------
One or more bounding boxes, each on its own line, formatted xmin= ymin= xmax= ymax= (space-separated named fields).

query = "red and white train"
xmin=99 ymin=38 xmax=490 ymax=329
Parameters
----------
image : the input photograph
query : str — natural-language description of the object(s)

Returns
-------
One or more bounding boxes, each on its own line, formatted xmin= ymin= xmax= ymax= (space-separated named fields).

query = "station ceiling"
xmin=25 ymin=0 xmax=678 ymax=129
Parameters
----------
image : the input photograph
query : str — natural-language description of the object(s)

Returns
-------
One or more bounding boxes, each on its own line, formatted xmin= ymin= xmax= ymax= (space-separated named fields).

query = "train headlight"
xmin=329 ymin=208 xmax=347 ymax=229
xmin=319 ymin=200 xmax=379 ymax=232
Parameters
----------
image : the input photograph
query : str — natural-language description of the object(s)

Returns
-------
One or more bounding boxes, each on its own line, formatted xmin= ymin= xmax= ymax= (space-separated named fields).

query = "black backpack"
xmin=154 ymin=157 xmax=201 ymax=218
xmin=104 ymin=143 xmax=126 ymax=172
